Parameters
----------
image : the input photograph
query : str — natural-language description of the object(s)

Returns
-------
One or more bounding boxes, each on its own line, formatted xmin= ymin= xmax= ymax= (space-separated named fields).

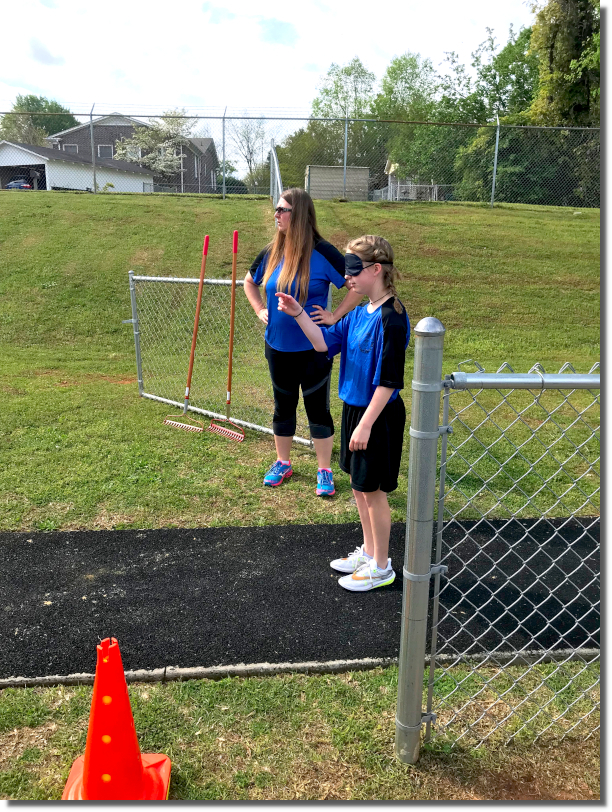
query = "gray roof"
xmin=46 ymin=114 xmax=150 ymax=138
xmin=4 ymin=141 xmax=153 ymax=175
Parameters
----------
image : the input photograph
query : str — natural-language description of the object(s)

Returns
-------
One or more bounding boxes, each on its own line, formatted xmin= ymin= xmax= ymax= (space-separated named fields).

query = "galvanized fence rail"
xmin=396 ymin=319 xmax=599 ymax=762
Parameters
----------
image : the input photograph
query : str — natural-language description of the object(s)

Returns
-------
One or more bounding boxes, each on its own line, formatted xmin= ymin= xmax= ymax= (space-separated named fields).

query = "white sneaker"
xmin=330 ymin=545 xmax=371 ymax=573
xmin=338 ymin=559 xmax=396 ymax=592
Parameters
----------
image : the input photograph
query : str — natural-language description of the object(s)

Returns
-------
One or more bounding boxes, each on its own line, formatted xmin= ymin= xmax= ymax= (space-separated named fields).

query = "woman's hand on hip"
xmin=349 ymin=423 xmax=371 ymax=452
xmin=309 ymin=305 xmax=336 ymax=326
xmin=275 ymin=292 xmax=301 ymax=317
xmin=257 ymin=307 xmax=269 ymax=324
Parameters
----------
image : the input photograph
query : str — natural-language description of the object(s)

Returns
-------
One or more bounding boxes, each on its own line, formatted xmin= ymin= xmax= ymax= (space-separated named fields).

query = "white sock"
xmin=279 ymin=459 xmax=291 ymax=465
xmin=375 ymin=558 xmax=391 ymax=572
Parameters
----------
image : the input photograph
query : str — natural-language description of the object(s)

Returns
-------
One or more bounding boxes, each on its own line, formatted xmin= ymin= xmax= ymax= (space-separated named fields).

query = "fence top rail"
xmin=448 ymin=371 xmax=600 ymax=391
xmin=130 ymin=274 xmax=244 ymax=286
xmin=1 ymin=110 xmax=599 ymax=131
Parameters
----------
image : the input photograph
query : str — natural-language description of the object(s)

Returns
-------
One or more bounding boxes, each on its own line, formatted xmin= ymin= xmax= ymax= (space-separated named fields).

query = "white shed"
xmin=304 ymin=165 xmax=369 ymax=201
xmin=0 ymin=141 xmax=154 ymax=193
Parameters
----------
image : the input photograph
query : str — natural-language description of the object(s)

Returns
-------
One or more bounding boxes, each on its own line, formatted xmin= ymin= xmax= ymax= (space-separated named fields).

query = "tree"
xmin=0 ymin=95 xmax=79 ymax=145
xmin=470 ymin=26 xmax=540 ymax=119
xmin=528 ymin=0 xmax=600 ymax=125
xmin=228 ymin=118 xmax=266 ymax=176
xmin=373 ymin=52 xmax=438 ymax=121
xmin=312 ymin=57 xmax=376 ymax=119
xmin=113 ymin=108 xmax=197 ymax=179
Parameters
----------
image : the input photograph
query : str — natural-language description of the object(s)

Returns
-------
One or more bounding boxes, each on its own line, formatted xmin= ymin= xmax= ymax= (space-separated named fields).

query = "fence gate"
xmin=126 ymin=271 xmax=340 ymax=446
xmin=395 ymin=318 xmax=600 ymax=762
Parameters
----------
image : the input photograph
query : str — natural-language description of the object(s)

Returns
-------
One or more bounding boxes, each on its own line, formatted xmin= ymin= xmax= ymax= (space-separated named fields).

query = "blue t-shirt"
xmin=322 ymin=298 xmax=410 ymax=407
xmin=250 ymin=238 xmax=346 ymax=352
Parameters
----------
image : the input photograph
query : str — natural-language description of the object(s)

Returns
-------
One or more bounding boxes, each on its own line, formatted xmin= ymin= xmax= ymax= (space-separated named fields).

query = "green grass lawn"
xmin=0 ymin=663 xmax=600 ymax=800
xmin=0 ymin=192 xmax=600 ymax=800
xmin=0 ymin=192 xmax=599 ymax=531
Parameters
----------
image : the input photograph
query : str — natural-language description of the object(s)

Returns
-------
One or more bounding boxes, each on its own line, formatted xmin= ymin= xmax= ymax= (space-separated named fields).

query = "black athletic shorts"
xmin=339 ymin=395 xmax=406 ymax=493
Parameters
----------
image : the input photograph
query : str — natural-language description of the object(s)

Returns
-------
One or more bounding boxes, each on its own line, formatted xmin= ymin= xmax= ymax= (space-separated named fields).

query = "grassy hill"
xmin=0 ymin=192 xmax=600 ymax=531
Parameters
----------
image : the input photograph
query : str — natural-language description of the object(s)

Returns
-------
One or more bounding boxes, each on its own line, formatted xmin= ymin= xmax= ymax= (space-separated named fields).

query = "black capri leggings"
xmin=265 ymin=342 xmax=334 ymax=439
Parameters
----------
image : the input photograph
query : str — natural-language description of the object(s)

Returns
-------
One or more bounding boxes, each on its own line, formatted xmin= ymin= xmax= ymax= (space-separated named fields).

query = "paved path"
xmin=0 ymin=520 xmax=599 ymax=682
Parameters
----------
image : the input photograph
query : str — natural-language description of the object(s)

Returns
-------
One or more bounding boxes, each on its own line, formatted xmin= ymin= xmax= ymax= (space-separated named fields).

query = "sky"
xmin=0 ymin=0 xmax=539 ymax=118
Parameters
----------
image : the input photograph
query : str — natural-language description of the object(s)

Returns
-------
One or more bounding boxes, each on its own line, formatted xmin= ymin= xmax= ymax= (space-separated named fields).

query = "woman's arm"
xmin=348 ymin=386 xmax=395 ymax=451
xmin=310 ymin=284 xmax=364 ymax=326
xmin=244 ymin=271 xmax=268 ymax=324
xmin=275 ymin=292 xmax=328 ymax=353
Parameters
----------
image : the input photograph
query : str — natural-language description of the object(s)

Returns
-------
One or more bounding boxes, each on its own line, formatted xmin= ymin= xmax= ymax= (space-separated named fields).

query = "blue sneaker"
xmin=263 ymin=460 xmax=293 ymax=487
xmin=316 ymin=468 xmax=335 ymax=496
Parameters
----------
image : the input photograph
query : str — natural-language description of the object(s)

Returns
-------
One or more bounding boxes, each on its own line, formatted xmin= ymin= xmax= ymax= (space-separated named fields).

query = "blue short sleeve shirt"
xmin=250 ymin=238 xmax=346 ymax=352
xmin=323 ymin=299 xmax=410 ymax=407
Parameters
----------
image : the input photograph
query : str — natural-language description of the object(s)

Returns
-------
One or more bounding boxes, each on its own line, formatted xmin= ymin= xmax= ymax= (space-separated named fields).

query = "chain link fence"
xmin=126 ymin=272 xmax=343 ymax=445
xmin=425 ymin=361 xmax=600 ymax=749
xmin=394 ymin=323 xmax=599 ymax=763
xmin=0 ymin=112 xmax=599 ymax=208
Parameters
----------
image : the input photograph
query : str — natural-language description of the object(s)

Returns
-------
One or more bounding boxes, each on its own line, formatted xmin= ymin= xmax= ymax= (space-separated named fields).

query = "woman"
xmin=244 ymin=188 xmax=363 ymax=496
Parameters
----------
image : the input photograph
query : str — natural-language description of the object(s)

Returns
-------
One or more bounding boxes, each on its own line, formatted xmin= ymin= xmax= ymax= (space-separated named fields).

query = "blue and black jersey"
xmin=249 ymin=238 xmax=346 ymax=352
xmin=322 ymin=298 xmax=410 ymax=407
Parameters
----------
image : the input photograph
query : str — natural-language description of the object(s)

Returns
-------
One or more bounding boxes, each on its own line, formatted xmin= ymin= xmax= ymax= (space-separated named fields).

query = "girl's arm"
xmin=348 ymin=386 xmax=396 ymax=451
xmin=310 ymin=285 xmax=364 ymax=326
xmin=276 ymin=292 xmax=328 ymax=353
xmin=244 ymin=271 xmax=268 ymax=324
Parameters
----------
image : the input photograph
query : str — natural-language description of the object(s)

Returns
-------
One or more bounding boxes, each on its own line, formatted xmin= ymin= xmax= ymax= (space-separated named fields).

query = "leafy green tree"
xmin=114 ymin=108 xmax=196 ymax=179
xmin=277 ymin=58 xmax=379 ymax=192
xmin=0 ymin=95 xmax=79 ymax=145
xmin=312 ymin=57 xmax=376 ymax=119
xmin=528 ymin=0 xmax=600 ymax=126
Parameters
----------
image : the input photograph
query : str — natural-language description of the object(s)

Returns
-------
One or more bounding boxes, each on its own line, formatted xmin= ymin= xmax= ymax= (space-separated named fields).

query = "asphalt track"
xmin=0 ymin=519 xmax=599 ymax=683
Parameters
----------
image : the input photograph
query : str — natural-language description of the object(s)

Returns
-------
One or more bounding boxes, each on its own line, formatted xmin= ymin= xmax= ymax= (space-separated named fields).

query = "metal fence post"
xmin=126 ymin=271 xmax=144 ymax=396
xmin=343 ymin=116 xmax=348 ymax=198
xmin=90 ymin=103 xmax=97 ymax=194
xmin=222 ymin=107 xmax=227 ymax=200
xmin=395 ymin=316 xmax=446 ymax=764
xmin=490 ymin=114 xmax=500 ymax=207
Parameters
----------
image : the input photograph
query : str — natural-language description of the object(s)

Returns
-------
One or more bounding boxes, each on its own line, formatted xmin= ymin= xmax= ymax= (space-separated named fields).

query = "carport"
xmin=0 ymin=162 xmax=46 ymax=190
xmin=0 ymin=140 xmax=153 ymax=192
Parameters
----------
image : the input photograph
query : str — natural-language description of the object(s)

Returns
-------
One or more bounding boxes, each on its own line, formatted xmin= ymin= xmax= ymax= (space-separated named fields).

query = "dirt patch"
xmin=130 ymin=247 xmax=165 ymax=268
xmin=328 ymin=231 xmax=351 ymax=250
xmin=0 ymin=722 xmax=58 ymax=770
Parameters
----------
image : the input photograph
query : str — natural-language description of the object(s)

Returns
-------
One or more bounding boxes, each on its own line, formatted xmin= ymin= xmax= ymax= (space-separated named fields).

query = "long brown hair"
xmin=346 ymin=235 xmax=404 ymax=314
xmin=262 ymin=188 xmax=323 ymax=306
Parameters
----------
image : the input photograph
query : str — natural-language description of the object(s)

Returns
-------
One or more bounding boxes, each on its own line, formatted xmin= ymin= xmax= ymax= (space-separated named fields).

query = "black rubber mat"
xmin=0 ymin=520 xmax=599 ymax=680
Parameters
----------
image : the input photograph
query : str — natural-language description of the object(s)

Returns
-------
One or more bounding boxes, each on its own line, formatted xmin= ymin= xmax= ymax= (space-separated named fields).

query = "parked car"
xmin=6 ymin=177 xmax=32 ymax=190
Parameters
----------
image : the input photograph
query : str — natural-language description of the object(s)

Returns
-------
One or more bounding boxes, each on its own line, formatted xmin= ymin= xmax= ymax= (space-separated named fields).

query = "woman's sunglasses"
xmin=275 ymin=206 xmax=292 ymax=214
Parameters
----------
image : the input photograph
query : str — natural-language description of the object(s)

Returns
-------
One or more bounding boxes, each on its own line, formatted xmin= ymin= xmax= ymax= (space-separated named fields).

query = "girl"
xmin=244 ymin=188 xmax=363 ymax=496
xmin=276 ymin=235 xmax=410 ymax=592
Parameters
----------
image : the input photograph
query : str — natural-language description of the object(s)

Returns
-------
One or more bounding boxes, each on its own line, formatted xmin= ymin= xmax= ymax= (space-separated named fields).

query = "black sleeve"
xmin=249 ymin=248 xmax=269 ymax=282
xmin=379 ymin=300 xmax=408 ymax=390
xmin=313 ymin=238 xmax=345 ymax=276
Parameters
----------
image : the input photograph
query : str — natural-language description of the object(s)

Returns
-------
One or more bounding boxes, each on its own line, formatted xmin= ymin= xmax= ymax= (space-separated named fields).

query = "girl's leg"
xmin=274 ymin=434 xmax=293 ymax=462
xmin=312 ymin=436 xmax=333 ymax=469
xmin=362 ymin=488 xmax=391 ymax=569
xmin=302 ymin=352 xmax=334 ymax=466
xmin=265 ymin=343 xmax=299 ymax=463
xmin=353 ymin=489 xmax=374 ymax=557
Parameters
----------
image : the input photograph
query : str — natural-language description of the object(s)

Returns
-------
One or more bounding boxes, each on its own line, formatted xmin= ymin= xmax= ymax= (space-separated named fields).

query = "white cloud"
xmin=29 ymin=38 xmax=65 ymax=66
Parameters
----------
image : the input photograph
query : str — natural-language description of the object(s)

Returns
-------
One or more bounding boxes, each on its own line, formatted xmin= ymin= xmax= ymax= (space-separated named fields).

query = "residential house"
xmin=45 ymin=114 xmax=219 ymax=193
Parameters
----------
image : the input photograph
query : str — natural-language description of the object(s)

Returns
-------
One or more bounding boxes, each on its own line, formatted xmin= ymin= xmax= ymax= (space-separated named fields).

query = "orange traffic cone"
xmin=62 ymin=638 xmax=171 ymax=800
